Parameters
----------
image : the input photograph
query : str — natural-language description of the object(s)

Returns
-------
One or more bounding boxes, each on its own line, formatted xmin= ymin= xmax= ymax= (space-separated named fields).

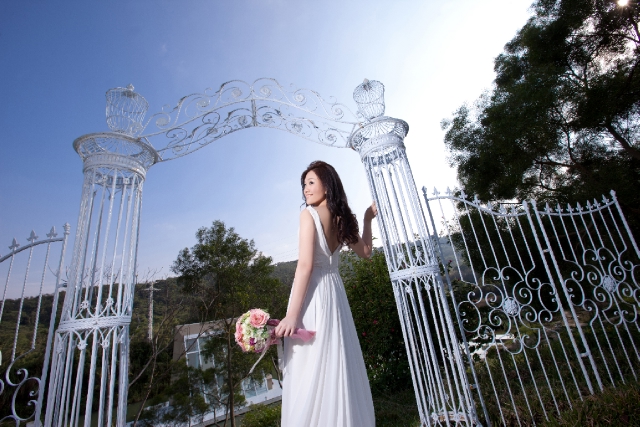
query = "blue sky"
xmin=0 ymin=0 xmax=533 ymax=293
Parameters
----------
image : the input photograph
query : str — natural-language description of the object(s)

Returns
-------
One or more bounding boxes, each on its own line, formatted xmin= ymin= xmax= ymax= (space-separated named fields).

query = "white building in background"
xmin=172 ymin=321 xmax=282 ymax=425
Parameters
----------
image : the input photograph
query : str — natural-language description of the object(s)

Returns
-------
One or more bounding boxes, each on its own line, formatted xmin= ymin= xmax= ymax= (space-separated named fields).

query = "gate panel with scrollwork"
xmin=0 ymin=224 xmax=70 ymax=426
xmin=424 ymin=189 xmax=640 ymax=426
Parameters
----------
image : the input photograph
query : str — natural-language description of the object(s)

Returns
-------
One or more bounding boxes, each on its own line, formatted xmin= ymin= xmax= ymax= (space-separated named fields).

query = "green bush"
xmin=340 ymin=249 xmax=412 ymax=394
xmin=242 ymin=403 xmax=281 ymax=427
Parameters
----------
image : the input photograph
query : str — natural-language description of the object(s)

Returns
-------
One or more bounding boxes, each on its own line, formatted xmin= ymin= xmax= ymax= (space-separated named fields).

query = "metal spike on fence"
xmin=473 ymin=194 xmax=480 ymax=204
xmin=27 ymin=230 xmax=38 ymax=243
xmin=433 ymin=187 xmax=440 ymax=196
xmin=556 ymin=203 xmax=563 ymax=214
xmin=47 ymin=226 xmax=58 ymax=239
xmin=446 ymin=187 xmax=452 ymax=196
xmin=460 ymin=189 xmax=468 ymax=199
xmin=576 ymin=201 xmax=584 ymax=211
xmin=9 ymin=238 xmax=19 ymax=251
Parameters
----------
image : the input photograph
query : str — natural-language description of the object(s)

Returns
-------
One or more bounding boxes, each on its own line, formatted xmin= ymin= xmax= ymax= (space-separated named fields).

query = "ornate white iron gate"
xmin=424 ymin=189 xmax=640 ymax=426
xmin=40 ymin=79 xmax=479 ymax=426
xmin=0 ymin=224 xmax=70 ymax=426
xmin=25 ymin=78 xmax=640 ymax=426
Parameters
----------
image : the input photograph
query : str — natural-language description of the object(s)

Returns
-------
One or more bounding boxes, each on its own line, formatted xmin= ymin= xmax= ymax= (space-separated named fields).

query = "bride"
xmin=275 ymin=160 xmax=377 ymax=427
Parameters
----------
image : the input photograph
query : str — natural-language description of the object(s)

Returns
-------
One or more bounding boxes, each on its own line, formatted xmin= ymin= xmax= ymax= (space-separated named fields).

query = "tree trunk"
xmin=132 ymin=352 xmax=157 ymax=426
xmin=606 ymin=123 xmax=640 ymax=161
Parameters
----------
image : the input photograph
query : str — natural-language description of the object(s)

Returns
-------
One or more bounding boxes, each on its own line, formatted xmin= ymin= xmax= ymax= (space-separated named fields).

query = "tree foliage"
xmin=170 ymin=221 xmax=286 ymax=427
xmin=241 ymin=403 xmax=282 ymax=427
xmin=340 ymin=249 xmax=411 ymax=394
xmin=443 ymin=0 xmax=640 ymax=226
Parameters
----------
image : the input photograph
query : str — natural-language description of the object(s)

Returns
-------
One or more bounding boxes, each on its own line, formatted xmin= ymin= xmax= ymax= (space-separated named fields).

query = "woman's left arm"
xmin=349 ymin=202 xmax=377 ymax=259
xmin=274 ymin=209 xmax=316 ymax=337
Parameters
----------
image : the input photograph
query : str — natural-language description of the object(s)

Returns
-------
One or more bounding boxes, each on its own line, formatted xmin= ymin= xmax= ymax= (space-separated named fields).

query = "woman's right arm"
xmin=275 ymin=209 xmax=315 ymax=337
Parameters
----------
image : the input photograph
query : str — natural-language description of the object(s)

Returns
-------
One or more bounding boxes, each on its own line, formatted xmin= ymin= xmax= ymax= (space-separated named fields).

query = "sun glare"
xmin=618 ymin=0 xmax=629 ymax=7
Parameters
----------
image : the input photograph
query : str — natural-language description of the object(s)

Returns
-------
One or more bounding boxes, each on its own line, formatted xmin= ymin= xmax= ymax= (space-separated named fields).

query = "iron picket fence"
xmin=424 ymin=189 xmax=640 ymax=426
xmin=0 ymin=224 xmax=70 ymax=426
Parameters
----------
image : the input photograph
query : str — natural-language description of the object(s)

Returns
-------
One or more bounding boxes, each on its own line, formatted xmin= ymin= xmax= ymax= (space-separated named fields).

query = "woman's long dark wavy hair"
xmin=301 ymin=161 xmax=359 ymax=245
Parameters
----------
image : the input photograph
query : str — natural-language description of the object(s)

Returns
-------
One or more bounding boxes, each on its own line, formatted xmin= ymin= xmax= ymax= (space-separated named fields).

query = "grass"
xmin=464 ymin=314 xmax=640 ymax=426
xmin=221 ymin=387 xmax=421 ymax=427
xmin=540 ymin=380 xmax=640 ymax=427
xmin=370 ymin=380 xmax=640 ymax=427
xmin=373 ymin=387 xmax=421 ymax=427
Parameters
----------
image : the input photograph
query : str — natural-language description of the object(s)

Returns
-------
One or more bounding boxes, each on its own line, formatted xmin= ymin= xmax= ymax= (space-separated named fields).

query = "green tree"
xmin=443 ymin=0 xmax=640 ymax=227
xmin=138 ymin=363 xmax=212 ymax=426
xmin=340 ymin=248 xmax=411 ymax=394
xmin=242 ymin=403 xmax=281 ymax=427
xmin=128 ymin=278 xmax=199 ymax=426
xmin=171 ymin=221 xmax=286 ymax=427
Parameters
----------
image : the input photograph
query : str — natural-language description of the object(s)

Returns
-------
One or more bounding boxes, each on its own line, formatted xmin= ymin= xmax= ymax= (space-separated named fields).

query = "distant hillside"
xmin=271 ymin=260 xmax=296 ymax=287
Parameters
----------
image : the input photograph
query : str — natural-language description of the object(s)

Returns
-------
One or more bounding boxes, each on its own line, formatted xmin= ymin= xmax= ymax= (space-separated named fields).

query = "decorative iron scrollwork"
xmin=133 ymin=78 xmax=363 ymax=161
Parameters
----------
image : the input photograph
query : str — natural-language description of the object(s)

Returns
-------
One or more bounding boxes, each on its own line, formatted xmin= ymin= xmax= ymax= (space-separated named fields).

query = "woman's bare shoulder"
xmin=299 ymin=208 xmax=313 ymax=222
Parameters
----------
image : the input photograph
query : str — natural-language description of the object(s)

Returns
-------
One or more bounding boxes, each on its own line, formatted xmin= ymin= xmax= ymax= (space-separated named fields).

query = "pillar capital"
xmin=348 ymin=116 xmax=409 ymax=160
xmin=73 ymin=132 xmax=158 ymax=178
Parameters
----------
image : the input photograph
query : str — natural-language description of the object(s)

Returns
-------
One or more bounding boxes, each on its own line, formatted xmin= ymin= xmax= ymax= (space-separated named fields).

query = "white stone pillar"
xmin=350 ymin=80 xmax=477 ymax=425
xmin=44 ymin=87 xmax=157 ymax=427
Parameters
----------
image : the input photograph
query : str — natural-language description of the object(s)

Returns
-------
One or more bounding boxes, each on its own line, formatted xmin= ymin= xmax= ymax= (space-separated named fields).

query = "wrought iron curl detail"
xmin=137 ymin=78 xmax=363 ymax=161
xmin=0 ymin=358 xmax=42 ymax=423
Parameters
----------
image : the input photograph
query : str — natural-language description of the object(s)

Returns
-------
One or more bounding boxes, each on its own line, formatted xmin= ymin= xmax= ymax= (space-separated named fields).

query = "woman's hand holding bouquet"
xmin=235 ymin=308 xmax=315 ymax=371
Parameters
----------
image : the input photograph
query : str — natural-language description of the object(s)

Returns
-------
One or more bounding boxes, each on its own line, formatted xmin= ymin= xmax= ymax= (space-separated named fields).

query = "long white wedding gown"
xmin=281 ymin=206 xmax=375 ymax=427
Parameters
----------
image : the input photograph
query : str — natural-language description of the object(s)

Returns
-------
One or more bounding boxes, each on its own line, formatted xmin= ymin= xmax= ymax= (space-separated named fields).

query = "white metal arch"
xmin=44 ymin=78 xmax=477 ymax=426
xmin=142 ymin=78 xmax=362 ymax=161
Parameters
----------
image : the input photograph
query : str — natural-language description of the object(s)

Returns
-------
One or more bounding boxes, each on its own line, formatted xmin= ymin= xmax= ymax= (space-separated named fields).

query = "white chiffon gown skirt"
xmin=281 ymin=206 xmax=375 ymax=427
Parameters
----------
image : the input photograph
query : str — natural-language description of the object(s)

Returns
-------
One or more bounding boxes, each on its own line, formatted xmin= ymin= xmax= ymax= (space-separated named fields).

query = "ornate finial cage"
xmin=106 ymin=84 xmax=149 ymax=136
xmin=353 ymin=79 xmax=385 ymax=120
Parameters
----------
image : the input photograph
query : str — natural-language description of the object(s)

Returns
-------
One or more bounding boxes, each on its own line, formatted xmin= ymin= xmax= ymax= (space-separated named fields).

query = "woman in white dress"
xmin=275 ymin=161 xmax=377 ymax=427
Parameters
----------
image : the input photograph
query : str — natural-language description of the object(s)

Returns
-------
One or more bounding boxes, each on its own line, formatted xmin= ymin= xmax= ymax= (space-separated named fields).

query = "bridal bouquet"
xmin=235 ymin=308 xmax=315 ymax=353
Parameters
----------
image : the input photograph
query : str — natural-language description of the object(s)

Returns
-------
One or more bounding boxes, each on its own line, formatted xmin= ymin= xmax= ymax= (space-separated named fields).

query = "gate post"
xmin=44 ymin=86 xmax=157 ymax=426
xmin=349 ymin=80 xmax=477 ymax=425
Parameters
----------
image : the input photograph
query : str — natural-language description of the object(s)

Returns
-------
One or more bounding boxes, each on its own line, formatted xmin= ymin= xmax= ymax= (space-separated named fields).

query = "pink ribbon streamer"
xmin=266 ymin=319 xmax=316 ymax=342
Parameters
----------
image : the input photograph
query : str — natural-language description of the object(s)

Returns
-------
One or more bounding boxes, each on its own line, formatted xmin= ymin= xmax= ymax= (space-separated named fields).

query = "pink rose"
xmin=249 ymin=309 xmax=269 ymax=328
